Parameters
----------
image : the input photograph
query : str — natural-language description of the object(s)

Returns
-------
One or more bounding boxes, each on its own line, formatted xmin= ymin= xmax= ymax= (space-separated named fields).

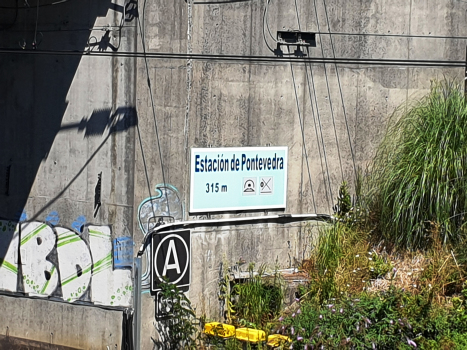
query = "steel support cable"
xmin=312 ymin=0 xmax=345 ymax=185
xmin=294 ymin=0 xmax=332 ymax=209
xmin=288 ymin=46 xmax=318 ymax=213
xmin=321 ymin=0 xmax=357 ymax=182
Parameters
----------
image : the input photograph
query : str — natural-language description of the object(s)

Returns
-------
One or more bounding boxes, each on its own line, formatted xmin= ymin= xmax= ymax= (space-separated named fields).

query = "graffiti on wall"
xmin=137 ymin=184 xmax=184 ymax=288
xmin=0 ymin=212 xmax=133 ymax=307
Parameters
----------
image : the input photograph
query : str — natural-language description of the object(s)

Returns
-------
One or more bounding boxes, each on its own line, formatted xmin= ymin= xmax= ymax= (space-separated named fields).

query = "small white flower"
xmin=368 ymin=258 xmax=372 ymax=261
xmin=355 ymin=254 xmax=360 ymax=258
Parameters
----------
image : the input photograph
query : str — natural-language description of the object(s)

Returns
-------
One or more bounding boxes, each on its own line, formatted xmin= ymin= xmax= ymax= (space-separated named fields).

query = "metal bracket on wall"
xmin=275 ymin=31 xmax=316 ymax=57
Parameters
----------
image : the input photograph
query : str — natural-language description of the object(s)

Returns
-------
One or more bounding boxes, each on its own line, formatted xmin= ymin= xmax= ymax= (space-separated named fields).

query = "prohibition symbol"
xmin=260 ymin=176 xmax=273 ymax=194
xmin=151 ymin=230 xmax=191 ymax=293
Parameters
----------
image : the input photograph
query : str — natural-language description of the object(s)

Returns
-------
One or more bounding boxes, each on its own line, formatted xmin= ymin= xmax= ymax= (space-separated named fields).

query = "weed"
xmin=368 ymin=79 xmax=467 ymax=249
xmin=155 ymin=278 xmax=199 ymax=349
xmin=231 ymin=264 xmax=284 ymax=329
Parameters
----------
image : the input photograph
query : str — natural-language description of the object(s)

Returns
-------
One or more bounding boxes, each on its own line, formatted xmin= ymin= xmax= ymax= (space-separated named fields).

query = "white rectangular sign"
xmin=190 ymin=147 xmax=288 ymax=213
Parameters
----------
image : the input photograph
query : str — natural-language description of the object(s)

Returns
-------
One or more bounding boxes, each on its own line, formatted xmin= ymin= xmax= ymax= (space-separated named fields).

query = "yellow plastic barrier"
xmin=267 ymin=334 xmax=291 ymax=347
xmin=204 ymin=322 xmax=236 ymax=338
xmin=235 ymin=328 xmax=266 ymax=343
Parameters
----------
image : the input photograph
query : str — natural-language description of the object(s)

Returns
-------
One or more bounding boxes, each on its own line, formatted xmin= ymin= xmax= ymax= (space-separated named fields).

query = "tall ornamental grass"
xmin=369 ymin=80 xmax=467 ymax=249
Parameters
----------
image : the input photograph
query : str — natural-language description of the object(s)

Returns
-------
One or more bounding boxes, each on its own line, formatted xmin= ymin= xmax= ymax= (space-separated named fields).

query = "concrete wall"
xmin=0 ymin=0 xmax=137 ymax=348
xmin=0 ymin=0 xmax=466 ymax=348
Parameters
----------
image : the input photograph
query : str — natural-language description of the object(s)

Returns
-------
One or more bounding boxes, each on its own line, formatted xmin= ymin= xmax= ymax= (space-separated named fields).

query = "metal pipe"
xmin=133 ymin=257 xmax=142 ymax=350
xmin=136 ymin=213 xmax=333 ymax=256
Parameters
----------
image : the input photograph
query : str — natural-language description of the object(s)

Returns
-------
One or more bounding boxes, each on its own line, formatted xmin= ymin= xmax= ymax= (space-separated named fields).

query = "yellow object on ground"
xmin=267 ymin=334 xmax=291 ymax=347
xmin=204 ymin=322 xmax=236 ymax=338
xmin=235 ymin=328 xmax=266 ymax=343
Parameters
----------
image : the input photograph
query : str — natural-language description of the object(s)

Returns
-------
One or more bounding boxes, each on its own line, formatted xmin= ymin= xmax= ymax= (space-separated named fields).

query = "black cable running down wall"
xmin=122 ymin=308 xmax=134 ymax=350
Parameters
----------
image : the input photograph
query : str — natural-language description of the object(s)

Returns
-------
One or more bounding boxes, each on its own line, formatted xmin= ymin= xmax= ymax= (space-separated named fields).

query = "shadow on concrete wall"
xmin=0 ymin=0 xmax=136 ymax=258
xmin=60 ymin=107 xmax=138 ymax=138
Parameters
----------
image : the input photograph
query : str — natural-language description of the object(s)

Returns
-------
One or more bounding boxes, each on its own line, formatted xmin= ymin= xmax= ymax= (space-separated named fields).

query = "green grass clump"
xmin=368 ymin=80 xmax=467 ymax=249
xmin=231 ymin=264 xmax=284 ymax=329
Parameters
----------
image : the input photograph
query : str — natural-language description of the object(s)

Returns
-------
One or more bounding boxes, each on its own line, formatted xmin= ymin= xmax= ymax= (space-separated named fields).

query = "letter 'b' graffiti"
xmin=0 ymin=220 xmax=132 ymax=307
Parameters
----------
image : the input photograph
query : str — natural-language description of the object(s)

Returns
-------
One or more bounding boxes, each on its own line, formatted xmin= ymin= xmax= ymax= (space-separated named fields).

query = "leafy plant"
xmin=219 ymin=260 xmax=235 ymax=324
xmin=155 ymin=278 xmax=199 ymax=349
xmin=368 ymin=251 xmax=393 ymax=279
xmin=368 ymin=79 xmax=467 ymax=249
xmin=277 ymin=286 xmax=467 ymax=349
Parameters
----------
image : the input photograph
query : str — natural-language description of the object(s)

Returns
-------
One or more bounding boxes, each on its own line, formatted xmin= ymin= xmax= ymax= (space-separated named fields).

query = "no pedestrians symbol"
xmin=151 ymin=229 xmax=191 ymax=293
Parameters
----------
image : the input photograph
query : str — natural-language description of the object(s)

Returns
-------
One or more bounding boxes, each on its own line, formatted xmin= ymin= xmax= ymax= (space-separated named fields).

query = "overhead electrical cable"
xmin=0 ymin=0 xmax=73 ymax=9
xmin=136 ymin=0 xmax=171 ymax=219
xmin=312 ymin=0 xmax=345 ymax=185
xmin=289 ymin=47 xmax=318 ymax=213
xmin=321 ymin=0 xmax=358 ymax=182
xmin=0 ymin=48 xmax=465 ymax=67
xmin=288 ymin=0 xmax=318 ymax=212
xmin=306 ymin=59 xmax=334 ymax=205
xmin=137 ymin=0 xmax=172 ymax=288
xmin=33 ymin=0 xmax=40 ymax=48
xmin=292 ymin=3 xmax=333 ymax=208
xmin=262 ymin=0 xmax=276 ymax=52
